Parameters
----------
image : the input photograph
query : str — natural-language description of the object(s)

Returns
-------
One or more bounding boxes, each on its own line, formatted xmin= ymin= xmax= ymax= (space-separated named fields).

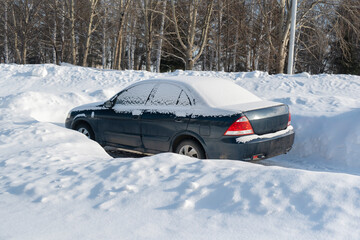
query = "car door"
xmin=141 ymin=83 xmax=192 ymax=152
xmin=97 ymin=83 xmax=155 ymax=148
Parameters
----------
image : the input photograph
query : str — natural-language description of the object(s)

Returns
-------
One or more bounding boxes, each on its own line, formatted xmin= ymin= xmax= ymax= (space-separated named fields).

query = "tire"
xmin=75 ymin=123 xmax=95 ymax=140
xmin=175 ymin=140 xmax=206 ymax=159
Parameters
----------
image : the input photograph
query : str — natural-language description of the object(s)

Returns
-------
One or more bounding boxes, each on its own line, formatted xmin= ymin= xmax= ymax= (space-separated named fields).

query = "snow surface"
xmin=1 ymin=64 xmax=360 ymax=239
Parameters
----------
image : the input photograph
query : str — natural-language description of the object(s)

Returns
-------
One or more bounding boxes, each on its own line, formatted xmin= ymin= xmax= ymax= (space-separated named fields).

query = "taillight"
xmin=224 ymin=116 xmax=254 ymax=136
xmin=288 ymin=112 xmax=291 ymax=126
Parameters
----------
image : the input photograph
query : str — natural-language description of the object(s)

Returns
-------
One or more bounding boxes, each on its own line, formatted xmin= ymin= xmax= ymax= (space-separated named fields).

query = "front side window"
xmin=116 ymin=83 xmax=155 ymax=106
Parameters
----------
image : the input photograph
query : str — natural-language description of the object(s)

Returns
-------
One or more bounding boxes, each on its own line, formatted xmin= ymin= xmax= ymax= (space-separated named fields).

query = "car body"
xmin=65 ymin=76 xmax=294 ymax=160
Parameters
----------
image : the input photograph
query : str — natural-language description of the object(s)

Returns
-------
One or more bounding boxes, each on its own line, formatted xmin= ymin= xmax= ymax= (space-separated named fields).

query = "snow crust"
xmin=1 ymin=64 xmax=360 ymax=239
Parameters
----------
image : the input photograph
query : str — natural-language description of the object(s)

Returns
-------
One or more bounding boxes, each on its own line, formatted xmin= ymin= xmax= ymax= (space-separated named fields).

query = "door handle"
xmin=175 ymin=118 xmax=184 ymax=123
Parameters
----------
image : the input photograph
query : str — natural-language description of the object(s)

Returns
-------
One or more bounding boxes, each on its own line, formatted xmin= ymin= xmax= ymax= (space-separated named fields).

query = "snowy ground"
xmin=0 ymin=64 xmax=359 ymax=239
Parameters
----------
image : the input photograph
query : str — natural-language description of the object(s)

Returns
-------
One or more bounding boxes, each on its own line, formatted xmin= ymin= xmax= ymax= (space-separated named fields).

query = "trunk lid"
xmin=243 ymin=103 xmax=289 ymax=135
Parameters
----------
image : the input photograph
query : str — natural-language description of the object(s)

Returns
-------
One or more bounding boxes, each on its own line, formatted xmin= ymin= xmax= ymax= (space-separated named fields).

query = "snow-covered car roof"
xmin=140 ymin=76 xmax=262 ymax=108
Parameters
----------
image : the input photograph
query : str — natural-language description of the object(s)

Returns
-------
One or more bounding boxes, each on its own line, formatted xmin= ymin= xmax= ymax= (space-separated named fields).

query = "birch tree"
xmin=275 ymin=0 xmax=292 ymax=73
xmin=139 ymin=0 xmax=161 ymax=71
xmin=11 ymin=0 xmax=42 ymax=64
xmin=69 ymin=0 xmax=77 ymax=64
xmin=274 ymin=0 xmax=324 ymax=73
xmin=170 ymin=0 xmax=214 ymax=70
xmin=59 ymin=0 xmax=65 ymax=63
xmin=82 ymin=0 xmax=99 ymax=66
xmin=113 ymin=0 xmax=131 ymax=70
xmin=102 ymin=7 xmax=107 ymax=69
xmin=3 ymin=0 xmax=9 ymax=63
xmin=155 ymin=0 xmax=167 ymax=72
xmin=52 ymin=0 xmax=57 ymax=64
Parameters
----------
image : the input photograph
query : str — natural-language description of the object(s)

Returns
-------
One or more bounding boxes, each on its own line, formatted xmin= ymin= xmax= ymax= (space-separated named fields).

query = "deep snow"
xmin=0 ymin=64 xmax=359 ymax=239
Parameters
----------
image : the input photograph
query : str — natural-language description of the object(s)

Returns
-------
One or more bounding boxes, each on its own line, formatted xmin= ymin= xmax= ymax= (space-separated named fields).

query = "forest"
xmin=0 ymin=0 xmax=359 ymax=74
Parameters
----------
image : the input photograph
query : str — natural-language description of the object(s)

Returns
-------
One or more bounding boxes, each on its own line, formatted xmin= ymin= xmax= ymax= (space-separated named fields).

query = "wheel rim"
xmin=178 ymin=145 xmax=198 ymax=158
xmin=77 ymin=127 xmax=90 ymax=138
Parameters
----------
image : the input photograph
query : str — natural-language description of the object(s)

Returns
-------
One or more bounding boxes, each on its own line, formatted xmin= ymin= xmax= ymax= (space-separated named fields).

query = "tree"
xmin=69 ymin=0 xmax=77 ymax=64
xmin=170 ymin=0 xmax=214 ymax=70
xmin=3 ymin=0 xmax=9 ymax=63
xmin=139 ymin=0 xmax=161 ymax=71
xmin=82 ymin=0 xmax=99 ymax=66
xmin=113 ymin=0 xmax=132 ymax=70
xmin=155 ymin=0 xmax=167 ymax=72
xmin=8 ymin=0 xmax=43 ymax=64
xmin=330 ymin=0 xmax=360 ymax=74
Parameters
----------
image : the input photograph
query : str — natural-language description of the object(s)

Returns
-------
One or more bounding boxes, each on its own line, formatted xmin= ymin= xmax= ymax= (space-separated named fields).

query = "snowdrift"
xmin=0 ymin=64 xmax=360 ymax=239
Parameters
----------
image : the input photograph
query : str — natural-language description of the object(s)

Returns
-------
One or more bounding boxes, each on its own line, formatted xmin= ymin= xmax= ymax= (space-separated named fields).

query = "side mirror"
xmin=104 ymin=100 xmax=113 ymax=108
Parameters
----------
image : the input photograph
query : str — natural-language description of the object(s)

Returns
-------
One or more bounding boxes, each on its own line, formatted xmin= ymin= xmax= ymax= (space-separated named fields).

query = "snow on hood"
xmin=71 ymin=101 xmax=105 ymax=112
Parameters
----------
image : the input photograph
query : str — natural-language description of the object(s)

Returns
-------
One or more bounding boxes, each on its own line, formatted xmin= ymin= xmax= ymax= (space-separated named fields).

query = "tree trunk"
xmin=276 ymin=0 xmax=291 ymax=73
xmin=265 ymin=3 xmax=273 ymax=73
xmin=155 ymin=0 xmax=166 ymax=72
xmin=82 ymin=0 xmax=98 ymax=67
xmin=22 ymin=42 xmax=27 ymax=64
xmin=114 ymin=0 xmax=131 ymax=70
xmin=114 ymin=27 xmax=124 ymax=70
xmin=102 ymin=8 xmax=107 ymax=69
xmin=209 ymin=45 xmax=214 ymax=70
xmin=232 ymin=27 xmax=239 ymax=71
xmin=202 ymin=46 xmax=207 ymax=71
xmin=4 ymin=0 xmax=9 ymax=63
xmin=53 ymin=0 xmax=57 ymax=64
xmin=186 ymin=58 xmax=194 ymax=70
xmin=142 ymin=0 xmax=159 ymax=72
xmin=60 ymin=0 xmax=65 ymax=63
xmin=143 ymin=0 xmax=152 ymax=71
xmin=129 ymin=17 xmax=136 ymax=70
xmin=70 ymin=0 xmax=77 ymax=64
xmin=277 ymin=43 xmax=287 ymax=73
xmin=21 ymin=1 xmax=30 ymax=64
xmin=216 ymin=0 xmax=222 ymax=71
xmin=246 ymin=1 xmax=254 ymax=71
xmin=11 ymin=3 xmax=22 ymax=63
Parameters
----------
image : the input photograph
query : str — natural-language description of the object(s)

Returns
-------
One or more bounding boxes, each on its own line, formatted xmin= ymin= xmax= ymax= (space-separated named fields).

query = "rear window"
xmin=190 ymin=79 xmax=261 ymax=107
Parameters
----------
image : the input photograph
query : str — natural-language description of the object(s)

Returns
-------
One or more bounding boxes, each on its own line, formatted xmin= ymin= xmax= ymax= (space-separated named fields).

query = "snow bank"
xmin=1 ymin=64 xmax=360 ymax=239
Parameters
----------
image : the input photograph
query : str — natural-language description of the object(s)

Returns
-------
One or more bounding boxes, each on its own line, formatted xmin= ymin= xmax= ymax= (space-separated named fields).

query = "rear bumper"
xmin=205 ymin=129 xmax=295 ymax=160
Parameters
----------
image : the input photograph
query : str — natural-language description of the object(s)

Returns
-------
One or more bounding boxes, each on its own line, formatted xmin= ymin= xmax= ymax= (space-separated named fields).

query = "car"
xmin=65 ymin=76 xmax=294 ymax=160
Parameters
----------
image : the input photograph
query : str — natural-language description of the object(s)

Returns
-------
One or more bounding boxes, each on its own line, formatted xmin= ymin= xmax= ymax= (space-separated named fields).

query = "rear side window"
xmin=116 ymin=83 xmax=155 ymax=106
xmin=149 ymin=83 xmax=183 ymax=106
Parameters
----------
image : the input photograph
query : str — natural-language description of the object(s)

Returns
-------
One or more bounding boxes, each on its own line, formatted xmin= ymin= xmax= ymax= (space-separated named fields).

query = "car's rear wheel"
xmin=175 ymin=140 xmax=205 ymax=159
xmin=75 ymin=123 xmax=95 ymax=140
